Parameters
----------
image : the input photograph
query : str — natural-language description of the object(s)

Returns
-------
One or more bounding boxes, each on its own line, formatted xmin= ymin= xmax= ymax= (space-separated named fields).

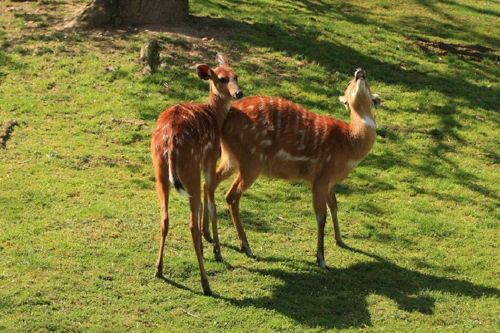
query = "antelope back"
xmin=222 ymin=96 xmax=350 ymax=182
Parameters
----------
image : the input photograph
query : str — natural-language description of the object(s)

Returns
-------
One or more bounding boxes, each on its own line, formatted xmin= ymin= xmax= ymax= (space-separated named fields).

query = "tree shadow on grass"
xmin=411 ymin=0 xmax=500 ymax=27
xmin=212 ymin=17 xmax=496 ymax=110
xmin=218 ymin=248 xmax=500 ymax=329
xmin=25 ymin=3 xmax=496 ymax=123
xmin=17 ymin=0 xmax=495 ymax=221
xmin=139 ymin=13 xmax=498 ymax=201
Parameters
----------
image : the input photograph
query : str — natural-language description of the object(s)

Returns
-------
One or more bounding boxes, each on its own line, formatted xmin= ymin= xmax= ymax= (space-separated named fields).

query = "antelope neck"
xmin=208 ymin=88 xmax=232 ymax=131
xmin=347 ymin=104 xmax=376 ymax=159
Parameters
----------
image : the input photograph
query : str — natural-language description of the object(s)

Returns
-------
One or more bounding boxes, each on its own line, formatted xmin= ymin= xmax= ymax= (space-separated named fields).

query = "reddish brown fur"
xmin=203 ymin=69 xmax=380 ymax=268
xmin=151 ymin=54 xmax=241 ymax=295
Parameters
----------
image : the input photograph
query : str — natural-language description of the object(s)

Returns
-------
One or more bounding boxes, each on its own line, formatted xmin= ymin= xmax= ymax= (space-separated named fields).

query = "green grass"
xmin=1 ymin=0 xmax=499 ymax=331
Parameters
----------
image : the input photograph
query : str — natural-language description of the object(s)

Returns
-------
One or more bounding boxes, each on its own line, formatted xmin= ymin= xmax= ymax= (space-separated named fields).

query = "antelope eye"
xmin=218 ymin=77 xmax=229 ymax=83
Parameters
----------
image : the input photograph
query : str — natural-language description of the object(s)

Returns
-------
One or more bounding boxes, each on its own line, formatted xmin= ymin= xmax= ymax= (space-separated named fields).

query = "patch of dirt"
xmin=111 ymin=117 xmax=150 ymax=131
xmin=78 ymin=155 xmax=133 ymax=166
xmin=409 ymin=37 xmax=499 ymax=62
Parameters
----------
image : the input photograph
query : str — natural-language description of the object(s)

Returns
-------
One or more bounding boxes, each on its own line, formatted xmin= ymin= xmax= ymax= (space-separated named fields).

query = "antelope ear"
xmin=371 ymin=94 xmax=381 ymax=109
xmin=339 ymin=96 xmax=349 ymax=110
xmin=196 ymin=64 xmax=213 ymax=80
xmin=216 ymin=53 xmax=230 ymax=66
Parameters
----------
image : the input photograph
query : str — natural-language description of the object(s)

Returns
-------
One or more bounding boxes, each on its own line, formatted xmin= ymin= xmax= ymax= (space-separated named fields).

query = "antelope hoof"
xmin=336 ymin=240 xmax=349 ymax=249
xmin=213 ymin=245 xmax=223 ymax=262
xmin=202 ymin=281 xmax=213 ymax=296
xmin=241 ymin=240 xmax=254 ymax=257
xmin=154 ymin=266 xmax=163 ymax=278
xmin=203 ymin=231 xmax=213 ymax=243
xmin=316 ymin=255 xmax=327 ymax=269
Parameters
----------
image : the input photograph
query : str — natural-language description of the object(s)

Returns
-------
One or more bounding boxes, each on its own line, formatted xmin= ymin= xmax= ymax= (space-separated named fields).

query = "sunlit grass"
xmin=0 ymin=0 xmax=499 ymax=331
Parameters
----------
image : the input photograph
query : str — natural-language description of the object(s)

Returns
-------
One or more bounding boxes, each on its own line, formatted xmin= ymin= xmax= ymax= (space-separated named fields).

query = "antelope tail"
xmin=167 ymin=149 xmax=190 ymax=198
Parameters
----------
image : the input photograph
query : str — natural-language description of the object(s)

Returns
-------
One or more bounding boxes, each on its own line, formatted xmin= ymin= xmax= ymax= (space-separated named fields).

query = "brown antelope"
xmin=151 ymin=53 xmax=242 ymax=295
xmin=203 ymin=68 xmax=380 ymax=268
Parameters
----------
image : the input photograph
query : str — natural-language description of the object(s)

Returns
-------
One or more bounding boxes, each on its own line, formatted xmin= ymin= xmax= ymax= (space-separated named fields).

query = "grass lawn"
xmin=0 ymin=0 xmax=499 ymax=331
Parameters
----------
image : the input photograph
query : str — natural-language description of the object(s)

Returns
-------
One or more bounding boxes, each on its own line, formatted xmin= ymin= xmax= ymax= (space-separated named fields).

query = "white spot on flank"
xmin=325 ymin=155 xmax=332 ymax=163
xmin=260 ymin=140 xmax=272 ymax=147
xmin=250 ymin=147 xmax=256 ymax=154
xmin=162 ymin=134 xmax=168 ymax=141
xmin=240 ymin=132 xmax=244 ymax=141
xmin=242 ymin=124 xmax=249 ymax=130
xmin=277 ymin=149 xmax=316 ymax=163
xmin=361 ymin=116 xmax=376 ymax=128
xmin=203 ymin=142 xmax=213 ymax=154
xmin=180 ymin=105 xmax=194 ymax=114
xmin=248 ymin=105 xmax=255 ymax=111
xmin=315 ymin=116 xmax=326 ymax=138
xmin=251 ymin=124 xmax=257 ymax=131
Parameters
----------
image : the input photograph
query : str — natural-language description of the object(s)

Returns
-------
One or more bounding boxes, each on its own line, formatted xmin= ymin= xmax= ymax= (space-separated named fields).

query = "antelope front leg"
xmin=204 ymin=170 xmax=222 ymax=261
xmin=312 ymin=182 xmax=329 ymax=269
xmin=225 ymin=172 xmax=258 ymax=257
xmin=327 ymin=187 xmax=349 ymax=249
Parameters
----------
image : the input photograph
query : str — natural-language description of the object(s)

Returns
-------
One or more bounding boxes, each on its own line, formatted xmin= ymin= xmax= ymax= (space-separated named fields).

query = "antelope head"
xmin=339 ymin=68 xmax=381 ymax=110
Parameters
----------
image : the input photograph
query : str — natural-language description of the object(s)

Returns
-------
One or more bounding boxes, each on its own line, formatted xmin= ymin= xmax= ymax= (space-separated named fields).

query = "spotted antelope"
xmin=151 ymin=54 xmax=242 ymax=295
xmin=203 ymin=68 xmax=380 ymax=268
